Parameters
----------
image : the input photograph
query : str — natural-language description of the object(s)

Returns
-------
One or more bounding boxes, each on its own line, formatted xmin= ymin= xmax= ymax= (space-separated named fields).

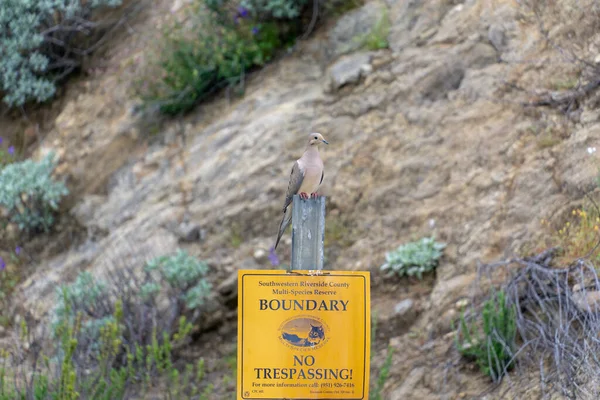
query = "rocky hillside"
xmin=3 ymin=0 xmax=600 ymax=398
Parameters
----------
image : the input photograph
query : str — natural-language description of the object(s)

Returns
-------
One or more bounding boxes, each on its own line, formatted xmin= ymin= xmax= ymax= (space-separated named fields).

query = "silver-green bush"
xmin=0 ymin=0 xmax=123 ymax=107
xmin=3 ymin=298 xmax=212 ymax=400
xmin=239 ymin=0 xmax=309 ymax=19
xmin=51 ymin=271 xmax=114 ymax=354
xmin=0 ymin=153 xmax=69 ymax=233
xmin=52 ymin=249 xmax=212 ymax=367
xmin=144 ymin=249 xmax=212 ymax=309
xmin=380 ymin=237 xmax=446 ymax=279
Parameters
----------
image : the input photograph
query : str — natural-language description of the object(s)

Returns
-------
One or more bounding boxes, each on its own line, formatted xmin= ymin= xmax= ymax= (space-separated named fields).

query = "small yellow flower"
xmin=573 ymin=210 xmax=577 ymax=215
xmin=566 ymin=222 xmax=571 ymax=226
xmin=595 ymin=226 xmax=599 ymax=232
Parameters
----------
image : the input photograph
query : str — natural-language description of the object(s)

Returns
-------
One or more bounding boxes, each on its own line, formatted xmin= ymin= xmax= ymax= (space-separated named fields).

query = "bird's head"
xmin=307 ymin=132 xmax=329 ymax=147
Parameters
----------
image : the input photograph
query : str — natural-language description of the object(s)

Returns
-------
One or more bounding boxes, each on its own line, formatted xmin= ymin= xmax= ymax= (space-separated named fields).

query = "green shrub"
xmin=0 ymin=0 xmax=125 ymax=108
xmin=380 ymin=237 xmax=446 ymax=279
xmin=369 ymin=312 xmax=393 ymax=400
xmin=356 ymin=7 xmax=390 ymax=50
xmin=28 ymin=249 xmax=215 ymax=399
xmin=239 ymin=0 xmax=308 ymax=19
xmin=52 ymin=249 xmax=212 ymax=368
xmin=51 ymin=271 xmax=114 ymax=350
xmin=370 ymin=345 xmax=393 ymax=400
xmin=138 ymin=1 xmax=288 ymax=116
xmin=456 ymin=290 xmax=517 ymax=382
xmin=1 ymin=299 xmax=212 ymax=399
xmin=204 ymin=0 xmax=308 ymax=22
xmin=0 ymin=153 xmax=69 ymax=233
xmin=144 ymin=249 xmax=212 ymax=309
xmin=139 ymin=0 xmax=368 ymax=116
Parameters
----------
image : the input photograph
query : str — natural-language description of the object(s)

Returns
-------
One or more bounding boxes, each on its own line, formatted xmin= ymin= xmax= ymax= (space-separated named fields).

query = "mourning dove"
xmin=274 ymin=132 xmax=329 ymax=250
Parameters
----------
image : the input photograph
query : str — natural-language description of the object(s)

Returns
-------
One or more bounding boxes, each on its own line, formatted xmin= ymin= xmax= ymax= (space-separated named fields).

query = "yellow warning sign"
xmin=237 ymin=270 xmax=371 ymax=400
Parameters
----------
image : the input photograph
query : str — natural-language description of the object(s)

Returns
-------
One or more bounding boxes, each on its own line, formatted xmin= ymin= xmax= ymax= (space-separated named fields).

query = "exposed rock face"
xmin=8 ymin=0 xmax=600 ymax=397
xmin=327 ymin=1 xmax=389 ymax=59
xmin=326 ymin=52 xmax=374 ymax=92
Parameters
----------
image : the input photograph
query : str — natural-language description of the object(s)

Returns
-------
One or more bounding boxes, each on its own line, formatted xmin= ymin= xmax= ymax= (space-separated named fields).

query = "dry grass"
xmin=452 ymin=188 xmax=600 ymax=398
xmin=540 ymin=205 xmax=600 ymax=265
xmin=465 ymin=249 xmax=600 ymax=399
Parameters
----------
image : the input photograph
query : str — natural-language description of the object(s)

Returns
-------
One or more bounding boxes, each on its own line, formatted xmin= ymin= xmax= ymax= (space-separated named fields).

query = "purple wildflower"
xmin=252 ymin=26 xmax=259 ymax=35
xmin=237 ymin=6 xmax=249 ymax=18
xmin=0 ymin=137 xmax=3 ymax=145
xmin=268 ymin=247 xmax=280 ymax=267
xmin=0 ymin=257 xmax=5 ymax=271
xmin=15 ymin=246 xmax=21 ymax=256
xmin=7 ymin=146 xmax=14 ymax=155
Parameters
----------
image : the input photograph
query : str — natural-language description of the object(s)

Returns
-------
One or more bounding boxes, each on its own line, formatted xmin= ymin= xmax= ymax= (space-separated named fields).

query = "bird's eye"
xmin=314 ymin=136 xmax=318 ymax=140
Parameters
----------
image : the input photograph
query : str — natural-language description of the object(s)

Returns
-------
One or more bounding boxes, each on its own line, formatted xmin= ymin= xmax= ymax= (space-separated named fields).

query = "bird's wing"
xmin=282 ymin=160 xmax=304 ymax=212
xmin=319 ymin=170 xmax=324 ymax=185
xmin=274 ymin=206 xmax=292 ymax=250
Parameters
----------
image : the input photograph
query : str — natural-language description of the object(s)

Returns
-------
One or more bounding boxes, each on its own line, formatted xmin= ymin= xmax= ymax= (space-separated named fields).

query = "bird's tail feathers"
xmin=274 ymin=207 xmax=292 ymax=250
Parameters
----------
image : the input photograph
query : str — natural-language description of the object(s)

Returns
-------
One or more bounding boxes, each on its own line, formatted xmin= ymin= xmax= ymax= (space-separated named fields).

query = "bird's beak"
xmin=322 ymin=139 xmax=329 ymax=145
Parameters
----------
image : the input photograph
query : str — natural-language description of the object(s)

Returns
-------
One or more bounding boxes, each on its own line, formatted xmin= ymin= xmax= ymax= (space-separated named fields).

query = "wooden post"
xmin=290 ymin=195 xmax=325 ymax=270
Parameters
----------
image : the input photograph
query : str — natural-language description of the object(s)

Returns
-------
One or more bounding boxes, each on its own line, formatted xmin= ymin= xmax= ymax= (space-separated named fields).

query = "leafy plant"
xmin=369 ymin=312 xmax=393 ymax=400
xmin=139 ymin=0 xmax=369 ymax=116
xmin=380 ymin=237 xmax=446 ymax=279
xmin=138 ymin=2 xmax=287 ymax=116
xmin=456 ymin=290 xmax=517 ymax=382
xmin=370 ymin=345 xmax=393 ymax=400
xmin=144 ymin=249 xmax=212 ymax=309
xmin=0 ymin=0 xmax=125 ymax=108
xmin=51 ymin=271 xmax=114 ymax=349
xmin=1 ymin=297 xmax=211 ymax=399
xmin=356 ymin=7 xmax=390 ymax=50
xmin=238 ymin=0 xmax=309 ymax=19
xmin=0 ymin=152 xmax=69 ymax=234
xmin=51 ymin=249 xmax=212 ymax=369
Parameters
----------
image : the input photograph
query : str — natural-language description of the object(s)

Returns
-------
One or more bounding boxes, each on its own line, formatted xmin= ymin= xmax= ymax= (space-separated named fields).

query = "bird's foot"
xmin=310 ymin=192 xmax=320 ymax=198
xmin=299 ymin=192 xmax=309 ymax=200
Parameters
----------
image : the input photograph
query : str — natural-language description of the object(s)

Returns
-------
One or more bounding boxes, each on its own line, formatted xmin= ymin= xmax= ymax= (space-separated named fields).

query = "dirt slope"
xmin=4 ymin=0 xmax=600 ymax=398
